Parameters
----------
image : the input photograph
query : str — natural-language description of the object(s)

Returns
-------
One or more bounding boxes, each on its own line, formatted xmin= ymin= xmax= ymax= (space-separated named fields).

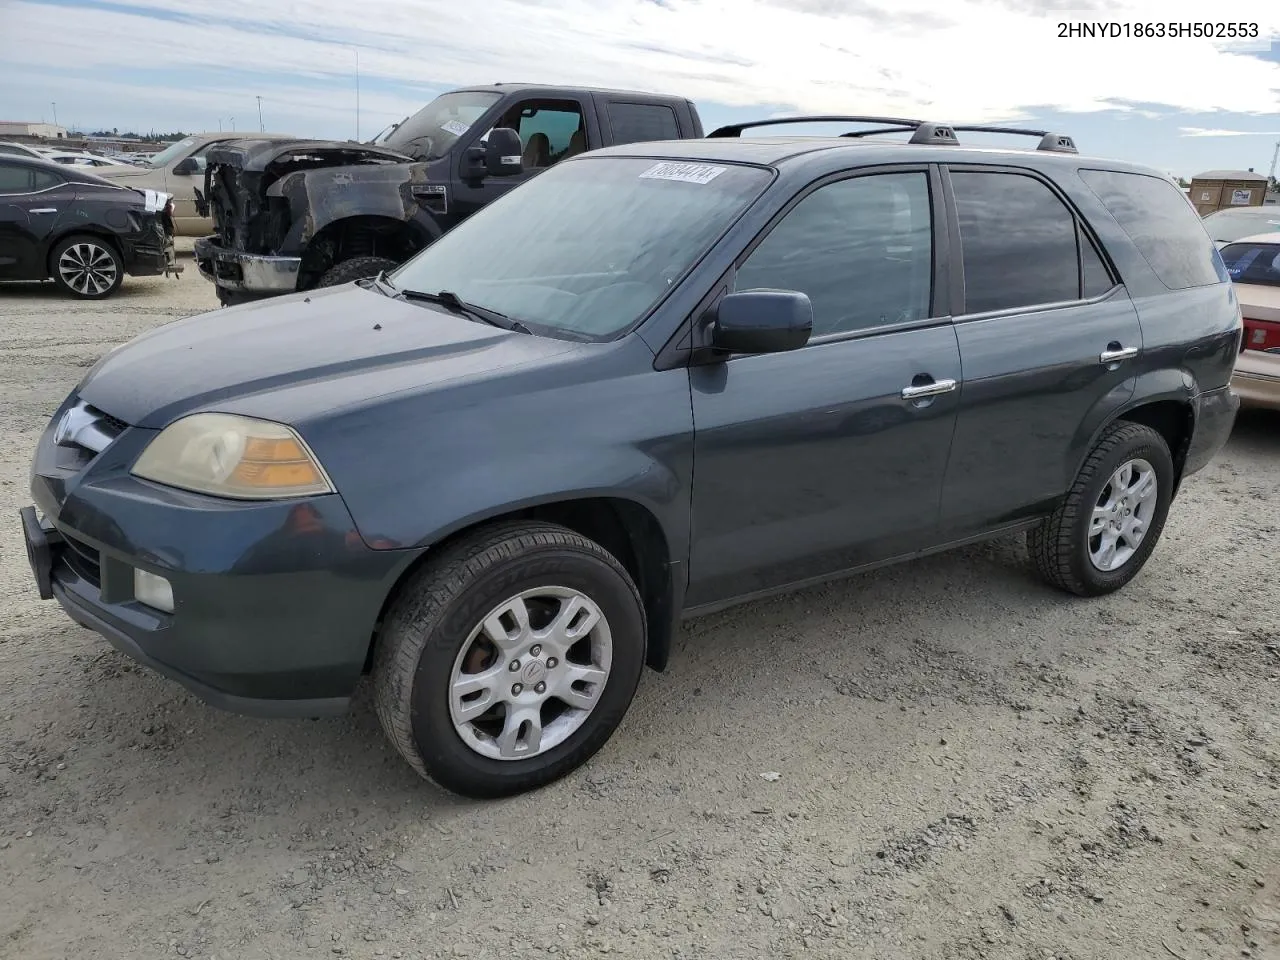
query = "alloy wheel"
xmin=58 ymin=242 xmax=118 ymax=296
xmin=1088 ymin=457 xmax=1158 ymax=572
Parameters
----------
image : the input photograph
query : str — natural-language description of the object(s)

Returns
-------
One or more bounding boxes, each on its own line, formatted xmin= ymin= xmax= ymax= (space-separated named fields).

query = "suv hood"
xmin=91 ymin=164 xmax=154 ymax=181
xmin=204 ymin=138 xmax=412 ymax=172
xmin=76 ymin=283 xmax=579 ymax=429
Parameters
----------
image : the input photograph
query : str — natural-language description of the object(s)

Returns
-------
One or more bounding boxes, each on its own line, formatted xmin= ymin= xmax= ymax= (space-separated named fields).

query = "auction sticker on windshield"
xmin=639 ymin=162 xmax=727 ymax=185
xmin=441 ymin=120 xmax=470 ymax=137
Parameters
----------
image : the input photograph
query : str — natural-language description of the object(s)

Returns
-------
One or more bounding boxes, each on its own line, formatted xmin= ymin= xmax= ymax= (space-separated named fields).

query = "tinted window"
xmin=734 ymin=172 xmax=933 ymax=337
xmin=391 ymin=157 xmax=771 ymax=340
xmin=1079 ymin=169 xmax=1224 ymax=290
xmin=952 ymin=171 xmax=1079 ymax=314
xmin=1219 ymin=241 xmax=1280 ymax=287
xmin=0 ymin=162 xmax=60 ymax=193
xmin=1081 ymin=231 xmax=1114 ymax=298
xmin=608 ymin=103 xmax=681 ymax=145
xmin=488 ymin=100 xmax=585 ymax=168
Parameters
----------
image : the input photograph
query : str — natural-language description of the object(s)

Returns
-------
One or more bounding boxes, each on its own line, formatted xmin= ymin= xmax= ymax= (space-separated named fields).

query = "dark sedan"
xmin=0 ymin=155 xmax=179 ymax=298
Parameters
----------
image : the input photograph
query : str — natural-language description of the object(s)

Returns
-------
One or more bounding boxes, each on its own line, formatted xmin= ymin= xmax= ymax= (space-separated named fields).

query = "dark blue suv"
xmin=21 ymin=116 xmax=1241 ymax=798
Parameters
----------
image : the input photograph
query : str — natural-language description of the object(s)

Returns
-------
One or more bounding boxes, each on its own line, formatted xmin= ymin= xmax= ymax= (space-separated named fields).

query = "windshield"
xmin=1203 ymin=208 xmax=1280 ymax=243
xmin=390 ymin=156 xmax=773 ymax=339
xmin=382 ymin=91 xmax=502 ymax=160
xmin=1220 ymin=241 xmax=1280 ymax=287
xmin=147 ymin=137 xmax=198 ymax=168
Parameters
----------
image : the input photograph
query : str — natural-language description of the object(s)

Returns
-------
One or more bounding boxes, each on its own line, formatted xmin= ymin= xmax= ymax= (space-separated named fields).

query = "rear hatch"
xmin=200 ymin=139 xmax=412 ymax=255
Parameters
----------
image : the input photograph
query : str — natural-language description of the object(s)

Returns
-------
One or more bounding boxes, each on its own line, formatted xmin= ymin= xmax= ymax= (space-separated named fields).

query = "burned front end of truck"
xmin=193 ymin=139 xmax=447 ymax=305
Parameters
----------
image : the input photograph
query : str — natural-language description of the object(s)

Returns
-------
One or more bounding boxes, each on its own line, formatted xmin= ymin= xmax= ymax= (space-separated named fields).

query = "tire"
xmin=1028 ymin=421 xmax=1174 ymax=597
xmin=217 ymin=289 xmax=260 ymax=308
xmin=49 ymin=234 xmax=124 ymax=299
xmin=373 ymin=521 xmax=647 ymax=799
xmin=315 ymin=256 xmax=399 ymax=288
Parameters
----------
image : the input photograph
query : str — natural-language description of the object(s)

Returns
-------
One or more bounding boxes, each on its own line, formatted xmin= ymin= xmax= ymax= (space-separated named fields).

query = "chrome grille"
xmin=53 ymin=399 xmax=127 ymax=456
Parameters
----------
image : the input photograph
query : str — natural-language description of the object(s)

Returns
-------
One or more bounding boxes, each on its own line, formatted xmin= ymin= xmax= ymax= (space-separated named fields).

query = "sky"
xmin=1 ymin=0 xmax=1279 ymax=180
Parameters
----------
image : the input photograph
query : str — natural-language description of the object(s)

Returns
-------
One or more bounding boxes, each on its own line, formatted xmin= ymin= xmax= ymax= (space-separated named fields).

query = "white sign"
xmin=441 ymin=119 xmax=470 ymax=137
xmin=639 ymin=161 xmax=727 ymax=185
xmin=1230 ymin=189 xmax=1253 ymax=205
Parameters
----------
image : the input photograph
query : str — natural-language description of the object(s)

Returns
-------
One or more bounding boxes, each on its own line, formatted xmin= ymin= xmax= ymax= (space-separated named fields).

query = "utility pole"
xmin=217 ymin=118 xmax=222 ymax=132
xmin=230 ymin=116 xmax=235 ymax=130
xmin=256 ymin=96 xmax=264 ymax=132
xmin=353 ymin=46 xmax=361 ymax=141
xmin=1269 ymin=139 xmax=1279 ymax=185
xmin=51 ymin=101 xmax=57 ymax=127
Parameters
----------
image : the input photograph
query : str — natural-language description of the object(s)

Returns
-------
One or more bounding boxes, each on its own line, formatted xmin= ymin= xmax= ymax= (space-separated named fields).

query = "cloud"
xmin=1 ymin=0 xmax=1279 ymax=137
xmin=1180 ymin=127 xmax=1280 ymax=137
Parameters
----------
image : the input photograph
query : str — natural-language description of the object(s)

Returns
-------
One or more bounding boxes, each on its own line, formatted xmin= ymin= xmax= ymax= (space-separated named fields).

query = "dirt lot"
xmin=1 ymin=252 xmax=1278 ymax=960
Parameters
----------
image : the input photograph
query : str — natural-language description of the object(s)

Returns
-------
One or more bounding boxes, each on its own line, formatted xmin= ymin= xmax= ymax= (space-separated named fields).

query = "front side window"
xmin=734 ymin=172 xmax=933 ymax=337
xmin=1219 ymin=241 xmax=1280 ymax=287
xmin=487 ymin=99 xmax=585 ymax=169
xmin=1080 ymin=168 xmax=1225 ymax=290
xmin=952 ymin=171 xmax=1080 ymax=314
xmin=391 ymin=157 xmax=772 ymax=340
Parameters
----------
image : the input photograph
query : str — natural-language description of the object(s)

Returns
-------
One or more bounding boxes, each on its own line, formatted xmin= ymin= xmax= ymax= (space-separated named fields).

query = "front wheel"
xmin=1029 ymin=421 xmax=1174 ymax=597
xmin=373 ymin=521 xmax=647 ymax=798
xmin=316 ymin=256 xmax=399 ymax=288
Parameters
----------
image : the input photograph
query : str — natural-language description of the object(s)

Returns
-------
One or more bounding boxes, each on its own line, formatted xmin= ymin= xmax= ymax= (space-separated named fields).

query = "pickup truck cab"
xmin=193 ymin=84 xmax=704 ymax=304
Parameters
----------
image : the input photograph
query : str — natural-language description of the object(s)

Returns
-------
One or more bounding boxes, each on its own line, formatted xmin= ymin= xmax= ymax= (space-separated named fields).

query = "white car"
xmin=1203 ymin=206 xmax=1280 ymax=248
xmin=0 ymin=140 xmax=48 ymax=161
xmin=42 ymin=151 xmax=135 ymax=168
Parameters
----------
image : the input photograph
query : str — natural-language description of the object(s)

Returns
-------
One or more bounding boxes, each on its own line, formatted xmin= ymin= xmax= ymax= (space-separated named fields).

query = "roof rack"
xmin=706 ymin=115 xmax=1077 ymax=154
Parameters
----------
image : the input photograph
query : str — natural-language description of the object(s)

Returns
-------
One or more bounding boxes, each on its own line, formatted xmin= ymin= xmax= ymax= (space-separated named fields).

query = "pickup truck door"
xmin=686 ymin=167 xmax=962 ymax=608
xmin=450 ymin=96 xmax=595 ymax=223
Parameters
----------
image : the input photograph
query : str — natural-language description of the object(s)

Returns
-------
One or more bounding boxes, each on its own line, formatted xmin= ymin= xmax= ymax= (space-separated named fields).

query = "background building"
xmin=1188 ymin=169 xmax=1269 ymax=216
xmin=0 ymin=121 xmax=68 ymax=139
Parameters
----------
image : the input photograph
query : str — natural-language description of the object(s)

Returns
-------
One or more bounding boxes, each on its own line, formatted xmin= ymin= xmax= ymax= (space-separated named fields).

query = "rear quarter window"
xmin=607 ymin=102 xmax=681 ymax=145
xmin=1078 ymin=169 xmax=1226 ymax=290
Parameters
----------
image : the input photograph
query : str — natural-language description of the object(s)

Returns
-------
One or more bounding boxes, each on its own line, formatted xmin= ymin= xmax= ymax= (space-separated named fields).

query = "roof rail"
xmin=706 ymin=115 xmax=1078 ymax=154
xmin=949 ymin=125 xmax=1078 ymax=154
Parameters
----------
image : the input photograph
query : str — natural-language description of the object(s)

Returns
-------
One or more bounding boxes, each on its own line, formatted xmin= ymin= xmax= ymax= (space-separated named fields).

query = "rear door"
xmin=937 ymin=165 xmax=1141 ymax=539
xmin=0 ymin=161 xmax=70 ymax=280
xmin=687 ymin=166 xmax=963 ymax=606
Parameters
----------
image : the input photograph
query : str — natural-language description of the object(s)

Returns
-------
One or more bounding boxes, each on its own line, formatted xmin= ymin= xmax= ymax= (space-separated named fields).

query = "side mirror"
xmin=172 ymin=157 xmax=198 ymax=176
xmin=484 ymin=127 xmax=523 ymax=177
xmin=709 ymin=290 xmax=813 ymax=355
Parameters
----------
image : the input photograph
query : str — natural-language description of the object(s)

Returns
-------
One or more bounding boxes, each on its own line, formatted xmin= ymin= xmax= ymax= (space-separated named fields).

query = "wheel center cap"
xmin=522 ymin=660 xmax=546 ymax=684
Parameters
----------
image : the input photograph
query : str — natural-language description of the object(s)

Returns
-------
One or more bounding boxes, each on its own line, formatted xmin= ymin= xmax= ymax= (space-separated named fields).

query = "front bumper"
xmin=23 ymin=406 xmax=416 ymax=717
xmin=1231 ymin=350 xmax=1280 ymax=411
xmin=193 ymin=236 xmax=300 ymax=293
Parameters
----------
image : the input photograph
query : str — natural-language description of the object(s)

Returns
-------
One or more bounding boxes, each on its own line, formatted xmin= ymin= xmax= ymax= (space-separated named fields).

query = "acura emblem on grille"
xmin=53 ymin=403 xmax=116 ymax=454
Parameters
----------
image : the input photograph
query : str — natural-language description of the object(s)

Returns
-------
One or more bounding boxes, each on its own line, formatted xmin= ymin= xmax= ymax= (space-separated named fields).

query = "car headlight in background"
xmin=131 ymin=413 xmax=335 ymax=499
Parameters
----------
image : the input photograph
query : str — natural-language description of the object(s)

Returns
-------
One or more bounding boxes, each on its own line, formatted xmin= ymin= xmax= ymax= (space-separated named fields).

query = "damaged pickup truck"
xmin=193 ymin=83 xmax=705 ymax=305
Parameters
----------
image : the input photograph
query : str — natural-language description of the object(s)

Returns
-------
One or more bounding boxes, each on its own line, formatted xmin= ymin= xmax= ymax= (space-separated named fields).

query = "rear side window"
xmin=1079 ymin=169 xmax=1224 ymax=290
xmin=0 ymin=162 xmax=60 ymax=193
xmin=607 ymin=102 xmax=681 ymax=145
xmin=951 ymin=171 xmax=1081 ymax=314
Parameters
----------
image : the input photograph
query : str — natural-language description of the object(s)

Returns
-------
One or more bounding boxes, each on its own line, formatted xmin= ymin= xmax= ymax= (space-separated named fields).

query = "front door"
xmin=937 ymin=166 xmax=1142 ymax=538
xmin=687 ymin=168 xmax=963 ymax=607
xmin=450 ymin=97 xmax=590 ymax=222
xmin=0 ymin=161 xmax=71 ymax=280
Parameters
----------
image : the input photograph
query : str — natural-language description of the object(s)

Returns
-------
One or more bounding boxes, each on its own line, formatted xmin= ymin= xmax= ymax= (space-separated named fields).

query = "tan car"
xmin=93 ymin=131 xmax=291 ymax=235
xmin=1221 ymin=231 xmax=1280 ymax=410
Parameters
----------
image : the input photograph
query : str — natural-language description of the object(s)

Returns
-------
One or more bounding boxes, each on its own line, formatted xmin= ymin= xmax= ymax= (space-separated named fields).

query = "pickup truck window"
xmin=488 ymin=100 xmax=585 ymax=169
xmin=390 ymin=156 xmax=771 ymax=340
xmin=608 ymin=102 xmax=681 ymax=144
xmin=383 ymin=90 xmax=503 ymax=160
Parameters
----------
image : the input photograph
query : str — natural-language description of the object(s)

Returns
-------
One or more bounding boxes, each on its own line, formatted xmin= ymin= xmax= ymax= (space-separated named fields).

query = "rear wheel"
xmin=50 ymin=235 xmax=123 ymax=299
xmin=373 ymin=521 xmax=647 ymax=799
xmin=316 ymin=256 xmax=399 ymax=288
xmin=1029 ymin=421 xmax=1174 ymax=596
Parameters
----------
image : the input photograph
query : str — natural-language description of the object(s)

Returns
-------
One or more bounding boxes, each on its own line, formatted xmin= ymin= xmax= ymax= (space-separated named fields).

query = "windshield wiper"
xmin=397 ymin=288 xmax=533 ymax=334
xmin=368 ymin=269 xmax=399 ymax=297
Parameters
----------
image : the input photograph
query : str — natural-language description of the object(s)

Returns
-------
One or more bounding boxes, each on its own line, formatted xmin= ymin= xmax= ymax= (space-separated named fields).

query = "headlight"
xmin=131 ymin=413 xmax=335 ymax=500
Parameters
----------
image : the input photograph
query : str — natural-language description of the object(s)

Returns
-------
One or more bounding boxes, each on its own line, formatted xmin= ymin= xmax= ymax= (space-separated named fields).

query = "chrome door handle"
xmin=30 ymin=208 xmax=57 ymax=214
xmin=901 ymin=378 xmax=957 ymax=400
xmin=1099 ymin=346 xmax=1138 ymax=363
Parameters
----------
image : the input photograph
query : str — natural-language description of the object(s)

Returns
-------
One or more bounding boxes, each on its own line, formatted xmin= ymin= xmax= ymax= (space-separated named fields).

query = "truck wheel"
xmin=50 ymin=235 xmax=124 ymax=299
xmin=316 ymin=256 xmax=399 ymax=288
xmin=373 ymin=521 xmax=647 ymax=799
xmin=1028 ymin=421 xmax=1174 ymax=597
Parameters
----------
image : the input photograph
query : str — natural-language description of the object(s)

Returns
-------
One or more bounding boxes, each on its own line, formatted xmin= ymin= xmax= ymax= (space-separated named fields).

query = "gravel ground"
xmin=1 ymin=252 xmax=1279 ymax=960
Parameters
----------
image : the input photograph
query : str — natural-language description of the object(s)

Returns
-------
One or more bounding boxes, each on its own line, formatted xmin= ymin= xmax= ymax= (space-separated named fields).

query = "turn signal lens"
xmin=132 ymin=413 xmax=335 ymax=500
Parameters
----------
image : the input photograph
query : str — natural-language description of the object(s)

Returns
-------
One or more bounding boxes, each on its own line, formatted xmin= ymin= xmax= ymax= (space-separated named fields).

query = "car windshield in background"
xmin=381 ymin=91 xmax=503 ymax=160
xmin=389 ymin=157 xmax=772 ymax=340
xmin=1203 ymin=208 xmax=1280 ymax=243
xmin=1220 ymin=241 xmax=1280 ymax=287
xmin=147 ymin=137 xmax=197 ymax=168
